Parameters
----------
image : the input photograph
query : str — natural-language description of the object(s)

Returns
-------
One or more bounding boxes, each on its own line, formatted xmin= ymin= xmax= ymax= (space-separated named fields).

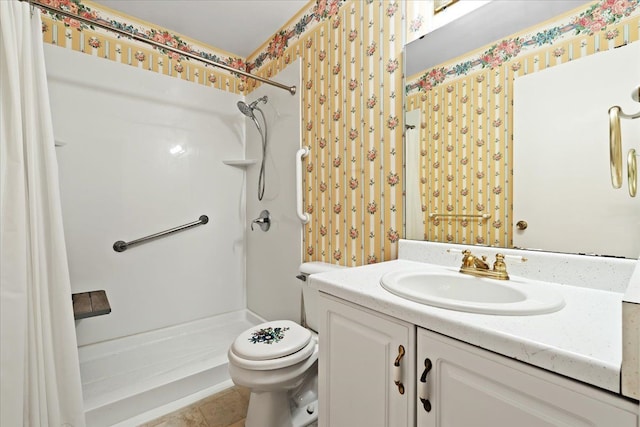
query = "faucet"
xmin=459 ymin=250 xmax=510 ymax=280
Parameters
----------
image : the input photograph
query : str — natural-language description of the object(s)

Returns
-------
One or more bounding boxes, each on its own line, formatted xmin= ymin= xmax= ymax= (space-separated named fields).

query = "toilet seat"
xmin=229 ymin=320 xmax=316 ymax=371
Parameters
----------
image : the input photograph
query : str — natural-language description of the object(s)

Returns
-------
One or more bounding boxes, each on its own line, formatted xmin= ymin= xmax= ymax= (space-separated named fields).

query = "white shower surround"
xmin=245 ymin=59 xmax=304 ymax=324
xmin=45 ymin=45 xmax=301 ymax=424
xmin=47 ymin=45 xmax=248 ymax=345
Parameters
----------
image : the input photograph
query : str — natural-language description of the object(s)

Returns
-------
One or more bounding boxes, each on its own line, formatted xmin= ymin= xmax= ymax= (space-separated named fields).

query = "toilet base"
xmin=245 ymin=390 xmax=291 ymax=427
xmin=244 ymin=371 xmax=318 ymax=427
xmin=245 ymin=393 xmax=318 ymax=427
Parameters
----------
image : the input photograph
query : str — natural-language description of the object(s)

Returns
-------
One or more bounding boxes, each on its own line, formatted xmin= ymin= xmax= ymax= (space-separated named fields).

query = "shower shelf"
xmin=222 ymin=159 xmax=257 ymax=167
xmin=72 ymin=290 xmax=111 ymax=320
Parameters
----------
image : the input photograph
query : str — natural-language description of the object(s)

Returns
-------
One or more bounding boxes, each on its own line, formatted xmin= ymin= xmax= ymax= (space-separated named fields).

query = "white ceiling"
xmin=92 ymin=0 xmax=309 ymax=57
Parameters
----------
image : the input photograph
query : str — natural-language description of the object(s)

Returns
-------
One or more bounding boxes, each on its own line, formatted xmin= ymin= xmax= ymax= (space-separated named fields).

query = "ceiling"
xmin=92 ymin=0 xmax=310 ymax=57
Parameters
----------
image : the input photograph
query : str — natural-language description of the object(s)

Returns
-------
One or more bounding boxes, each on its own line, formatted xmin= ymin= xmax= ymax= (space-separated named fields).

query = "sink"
xmin=380 ymin=269 xmax=565 ymax=315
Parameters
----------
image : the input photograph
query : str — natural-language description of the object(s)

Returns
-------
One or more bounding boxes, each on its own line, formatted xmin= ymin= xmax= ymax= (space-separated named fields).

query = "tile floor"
xmin=139 ymin=386 xmax=250 ymax=427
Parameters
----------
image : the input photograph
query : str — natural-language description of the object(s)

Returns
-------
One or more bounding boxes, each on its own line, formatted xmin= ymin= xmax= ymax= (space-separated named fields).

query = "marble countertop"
xmin=310 ymin=259 xmax=625 ymax=393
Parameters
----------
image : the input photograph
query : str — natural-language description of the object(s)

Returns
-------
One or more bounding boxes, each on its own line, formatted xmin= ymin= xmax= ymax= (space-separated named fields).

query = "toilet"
xmin=227 ymin=262 xmax=342 ymax=427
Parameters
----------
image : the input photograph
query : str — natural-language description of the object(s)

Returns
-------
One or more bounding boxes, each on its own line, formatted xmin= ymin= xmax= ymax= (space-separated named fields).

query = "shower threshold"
xmin=78 ymin=309 xmax=263 ymax=427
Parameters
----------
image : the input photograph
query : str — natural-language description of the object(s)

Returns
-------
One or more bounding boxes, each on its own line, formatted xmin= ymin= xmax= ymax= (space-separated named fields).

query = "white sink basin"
xmin=380 ymin=269 xmax=565 ymax=315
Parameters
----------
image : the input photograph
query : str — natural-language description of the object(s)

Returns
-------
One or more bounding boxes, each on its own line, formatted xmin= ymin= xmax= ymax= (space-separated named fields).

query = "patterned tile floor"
xmin=139 ymin=386 xmax=250 ymax=427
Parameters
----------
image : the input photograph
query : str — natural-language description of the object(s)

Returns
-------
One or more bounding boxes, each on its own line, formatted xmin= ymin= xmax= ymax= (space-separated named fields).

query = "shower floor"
xmin=78 ymin=309 xmax=263 ymax=427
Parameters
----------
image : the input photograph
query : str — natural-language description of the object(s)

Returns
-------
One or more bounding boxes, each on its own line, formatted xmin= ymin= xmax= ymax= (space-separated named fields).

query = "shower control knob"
xmin=251 ymin=210 xmax=271 ymax=232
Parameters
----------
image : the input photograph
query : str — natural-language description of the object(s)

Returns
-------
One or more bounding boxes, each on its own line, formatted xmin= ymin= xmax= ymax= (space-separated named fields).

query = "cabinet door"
xmin=417 ymin=328 xmax=638 ymax=427
xmin=319 ymin=293 xmax=415 ymax=427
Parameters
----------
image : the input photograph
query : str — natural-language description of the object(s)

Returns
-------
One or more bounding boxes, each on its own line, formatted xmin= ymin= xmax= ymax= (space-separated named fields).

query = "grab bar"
xmin=296 ymin=146 xmax=310 ymax=224
xmin=113 ymin=215 xmax=209 ymax=252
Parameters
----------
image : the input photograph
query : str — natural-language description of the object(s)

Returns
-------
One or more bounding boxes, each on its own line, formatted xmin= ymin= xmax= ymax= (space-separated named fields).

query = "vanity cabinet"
xmin=416 ymin=328 xmax=638 ymax=427
xmin=318 ymin=293 xmax=416 ymax=427
xmin=319 ymin=293 xmax=638 ymax=427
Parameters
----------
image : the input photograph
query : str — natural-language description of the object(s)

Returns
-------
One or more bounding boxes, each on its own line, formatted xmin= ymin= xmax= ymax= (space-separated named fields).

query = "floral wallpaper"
xmin=247 ymin=0 xmax=405 ymax=265
xmin=38 ymin=0 xmax=639 ymax=266
xmin=39 ymin=0 xmax=250 ymax=93
xmin=299 ymin=0 xmax=404 ymax=265
xmin=405 ymin=0 xmax=640 ymax=248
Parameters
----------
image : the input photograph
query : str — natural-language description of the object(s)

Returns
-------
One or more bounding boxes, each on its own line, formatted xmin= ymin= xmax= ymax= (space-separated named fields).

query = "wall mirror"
xmin=403 ymin=0 xmax=640 ymax=259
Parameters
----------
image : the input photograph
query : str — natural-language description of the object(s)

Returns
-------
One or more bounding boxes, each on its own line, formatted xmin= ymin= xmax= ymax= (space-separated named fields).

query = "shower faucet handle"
xmin=251 ymin=210 xmax=271 ymax=232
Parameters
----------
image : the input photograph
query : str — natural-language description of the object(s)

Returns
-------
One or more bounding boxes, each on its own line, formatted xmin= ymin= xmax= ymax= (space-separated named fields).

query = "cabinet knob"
xmin=393 ymin=345 xmax=405 ymax=395
xmin=419 ymin=358 xmax=433 ymax=412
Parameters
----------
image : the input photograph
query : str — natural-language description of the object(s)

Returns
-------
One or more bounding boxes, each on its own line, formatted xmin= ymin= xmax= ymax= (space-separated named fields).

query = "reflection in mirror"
xmin=403 ymin=0 xmax=640 ymax=258
xmin=513 ymin=42 xmax=640 ymax=258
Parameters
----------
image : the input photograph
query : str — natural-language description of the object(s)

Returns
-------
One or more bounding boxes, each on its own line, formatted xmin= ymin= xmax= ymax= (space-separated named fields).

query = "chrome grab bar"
xmin=113 ymin=215 xmax=209 ymax=252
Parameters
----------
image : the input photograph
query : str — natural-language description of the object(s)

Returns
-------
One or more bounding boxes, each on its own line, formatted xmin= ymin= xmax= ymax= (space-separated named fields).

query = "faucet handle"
xmin=448 ymin=248 xmax=527 ymax=263
xmin=493 ymin=254 xmax=507 ymax=273
xmin=251 ymin=210 xmax=271 ymax=232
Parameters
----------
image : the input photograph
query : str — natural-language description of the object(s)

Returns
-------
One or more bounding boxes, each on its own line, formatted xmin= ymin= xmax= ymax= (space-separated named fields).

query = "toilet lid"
xmin=231 ymin=320 xmax=312 ymax=361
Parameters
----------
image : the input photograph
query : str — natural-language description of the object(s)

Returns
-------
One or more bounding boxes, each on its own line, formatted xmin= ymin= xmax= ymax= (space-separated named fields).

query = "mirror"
xmin=403 ymin=0 xmax=640 ymax=258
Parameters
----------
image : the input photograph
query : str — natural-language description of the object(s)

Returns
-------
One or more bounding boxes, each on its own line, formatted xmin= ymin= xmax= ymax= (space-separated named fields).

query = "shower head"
xmin=237 ymin=96 xmax=268 ymax=118
xmin=237 ymin=101 xmax=254 ymax=118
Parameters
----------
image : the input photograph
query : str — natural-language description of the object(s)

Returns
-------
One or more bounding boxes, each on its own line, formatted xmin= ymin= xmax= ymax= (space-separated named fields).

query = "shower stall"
xmin=45 ymin=42 xmax=302 ymax=425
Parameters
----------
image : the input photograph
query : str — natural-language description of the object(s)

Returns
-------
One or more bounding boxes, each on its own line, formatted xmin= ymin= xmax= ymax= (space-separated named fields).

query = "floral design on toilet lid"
xmin=249 ymin=326 xmax=290 ymax=344
xmin=232 ymin=320 xmax=312 ymax=361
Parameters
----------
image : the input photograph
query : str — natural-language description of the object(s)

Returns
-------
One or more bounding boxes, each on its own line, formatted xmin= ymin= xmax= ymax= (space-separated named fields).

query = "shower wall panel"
xmin=45 ymin=45 xmax=247 ymax=346
xmin=245 ymin=60 xmax=304 ymax=323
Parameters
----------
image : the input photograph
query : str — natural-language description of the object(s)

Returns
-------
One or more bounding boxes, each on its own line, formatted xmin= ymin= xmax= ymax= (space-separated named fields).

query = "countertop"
xmin=310 ymin=259 xmax=625 ymax=394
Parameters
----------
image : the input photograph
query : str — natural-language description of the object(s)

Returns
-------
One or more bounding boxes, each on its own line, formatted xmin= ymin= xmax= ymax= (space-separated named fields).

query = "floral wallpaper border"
xmin=37 ymin=0 xmax=254 ymax=80
xmin=36 ymin=0 xmax=350 ymax=93
xmin=407 ymin=0 xmax=640 ymax=93
xmin=248 ymin=0 xmax=345 ymax=69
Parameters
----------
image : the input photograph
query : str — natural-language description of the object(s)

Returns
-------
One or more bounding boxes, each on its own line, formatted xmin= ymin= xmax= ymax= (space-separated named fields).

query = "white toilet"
xmin=228 ymin=262 xmax=341 ymax=427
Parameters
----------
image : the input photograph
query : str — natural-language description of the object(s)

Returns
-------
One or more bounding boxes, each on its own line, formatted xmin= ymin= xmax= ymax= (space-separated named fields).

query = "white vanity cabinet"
xmin=318 ymin=292 xmax=638 ymax=427
xmin=318 ymin=293 xmax=416 ymax=427
xmin=416 ymin=328 xmax=638 ymax=427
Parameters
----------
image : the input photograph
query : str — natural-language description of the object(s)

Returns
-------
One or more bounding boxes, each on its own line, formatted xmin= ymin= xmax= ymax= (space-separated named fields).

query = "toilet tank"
xmin=298 ymin=262 xmax=345 ymax=333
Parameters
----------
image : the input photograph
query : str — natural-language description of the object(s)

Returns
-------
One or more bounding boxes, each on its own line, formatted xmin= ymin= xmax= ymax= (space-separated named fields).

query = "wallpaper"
xmin=39 ymin=0 xmax=250 ymax=93
xmin=255 ymin=1 xmax=403 ymax=265
xmin=247 ymin=0 xmax=405 ymax=265
xmin=248 ymin=0 xmax=405 ymax=265
xmin=38 ymin=0 xmax=640 ymax=266
xmin=405 ymin=0 xmax=640 ymax=248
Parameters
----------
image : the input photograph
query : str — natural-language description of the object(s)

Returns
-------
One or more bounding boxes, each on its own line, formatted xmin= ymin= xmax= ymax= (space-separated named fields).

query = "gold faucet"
xmin=459 ymin=250 xmax=510 ymax=280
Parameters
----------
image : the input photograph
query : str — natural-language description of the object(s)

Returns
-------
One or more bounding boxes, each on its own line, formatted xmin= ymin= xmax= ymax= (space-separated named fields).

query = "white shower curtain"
xmin=0 ymin=1 xmax=86 ymax=426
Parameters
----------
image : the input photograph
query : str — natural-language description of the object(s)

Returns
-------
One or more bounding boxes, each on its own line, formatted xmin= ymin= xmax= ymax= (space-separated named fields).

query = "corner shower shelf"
xmin=222 ymin=159 xmax=257 ymax=167
xmin=73 ymin=290 xmax=111 ymax=320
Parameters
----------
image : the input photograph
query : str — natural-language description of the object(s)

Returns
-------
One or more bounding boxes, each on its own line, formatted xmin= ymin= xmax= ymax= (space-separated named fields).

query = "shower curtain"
xmin=0 ymin=1 xmax=85 ymax=426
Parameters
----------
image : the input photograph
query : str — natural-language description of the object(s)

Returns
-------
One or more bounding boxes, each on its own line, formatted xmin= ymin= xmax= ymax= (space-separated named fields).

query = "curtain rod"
xmin=23 ymin=0 xmax=297 ymax=95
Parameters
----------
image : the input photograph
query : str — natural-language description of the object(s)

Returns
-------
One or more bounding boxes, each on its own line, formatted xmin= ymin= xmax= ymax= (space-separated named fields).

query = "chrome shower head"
xmin=237 ymin=101 xmax=254 ymax=118
xmin=237 ymin=96 xmax=268 ymax=118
